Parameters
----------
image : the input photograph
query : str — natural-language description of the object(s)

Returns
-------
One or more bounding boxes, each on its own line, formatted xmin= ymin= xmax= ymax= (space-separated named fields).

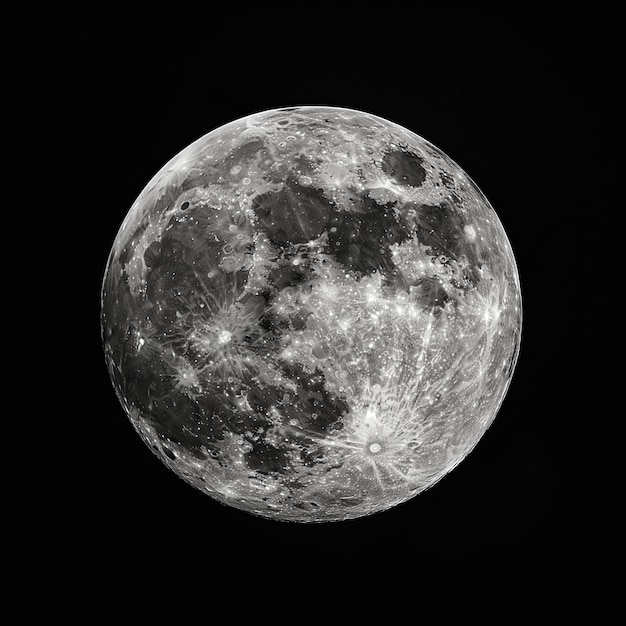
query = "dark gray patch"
xmin=145 ymin=391 xmax=230 ymax=458
xmin=279 ymin=363 xmax=349 ymax=433
xmin=326 ymin=202 xmax=410 ymax=277
xmin=411 ymin=276 xmax=449 ymax=310
xmin=226 ymin=138 xmax=265 ymax=167
xmin=381 ymin=149 xmax=426 ymax=187
xmin=253 ymin=178 xmax=332 ymax=245
xmin=413 ymin=202 xmax=469 ymax=261
xmin=245 ymin=440 xmax=291 ymax=475
xmin=268 ymin=257 xmax=311 ymax=290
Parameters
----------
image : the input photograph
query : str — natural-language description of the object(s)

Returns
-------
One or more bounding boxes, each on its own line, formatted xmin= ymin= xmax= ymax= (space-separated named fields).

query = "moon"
xmin=101 ymin=106 xmax=522 ymax=522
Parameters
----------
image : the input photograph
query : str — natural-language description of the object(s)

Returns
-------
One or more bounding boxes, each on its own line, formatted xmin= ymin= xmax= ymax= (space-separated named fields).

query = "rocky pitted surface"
xmin=101 ymin=106 xmax=522 ymax=522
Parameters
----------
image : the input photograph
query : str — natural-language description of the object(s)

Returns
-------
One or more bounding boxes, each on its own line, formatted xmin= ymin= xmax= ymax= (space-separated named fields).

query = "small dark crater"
xmin=293 ymin=500 xmax=321 ymax=511
xmin=163 ymin=446 xmax=177 ymax=460
xmin=180 ymin=201 xmax=190 ymax=211
xmin=381 ymin=149 xmax=426 ymax=187
xmin=338 ymin=498 xmax=363 ymax=508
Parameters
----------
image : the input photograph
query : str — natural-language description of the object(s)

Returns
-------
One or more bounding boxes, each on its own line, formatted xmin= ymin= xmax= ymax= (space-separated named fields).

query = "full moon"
xmin=101 ymin=106 xmax=522 ymax=522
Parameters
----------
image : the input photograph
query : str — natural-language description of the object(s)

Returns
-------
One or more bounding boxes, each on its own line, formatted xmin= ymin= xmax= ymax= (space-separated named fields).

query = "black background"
xmin=8 ymin=5 xmax=621 ymax=622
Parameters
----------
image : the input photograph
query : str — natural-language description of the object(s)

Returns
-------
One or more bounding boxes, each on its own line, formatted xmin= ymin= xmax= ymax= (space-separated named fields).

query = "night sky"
xmin=7 ymin=6 xmax=620 ymax=623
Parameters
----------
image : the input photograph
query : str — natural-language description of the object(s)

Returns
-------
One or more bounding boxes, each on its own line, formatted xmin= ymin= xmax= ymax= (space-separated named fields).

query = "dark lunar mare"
xmin=103 ymin=178 xmax=355 ymax=464
xmin=381 ymin=148 xmax=427 ymax=187
xmin=326 ymin=196 xmax=412 ymax=280
xmin=253 ymin=178 xmax=332 ymax=246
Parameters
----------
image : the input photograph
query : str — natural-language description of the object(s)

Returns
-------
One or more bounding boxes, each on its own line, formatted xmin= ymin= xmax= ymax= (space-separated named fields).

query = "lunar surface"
xmin=101 ymin=106 xmax=522 ymax=522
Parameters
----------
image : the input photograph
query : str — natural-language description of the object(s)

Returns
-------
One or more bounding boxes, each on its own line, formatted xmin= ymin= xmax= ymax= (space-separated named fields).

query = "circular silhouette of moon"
xmin=101 ymin=106 xmax=522 ymax=522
